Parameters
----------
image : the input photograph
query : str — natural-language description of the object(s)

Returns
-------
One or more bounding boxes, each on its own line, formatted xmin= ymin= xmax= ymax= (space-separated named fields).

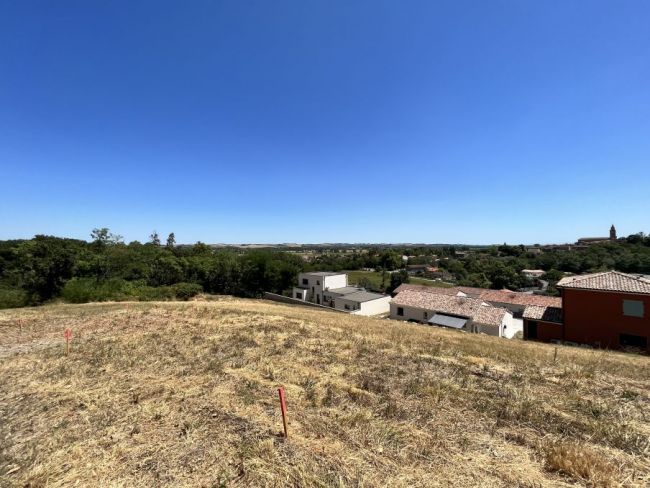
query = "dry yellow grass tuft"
xmin=1 ymin=298 xmax=649 ymax=487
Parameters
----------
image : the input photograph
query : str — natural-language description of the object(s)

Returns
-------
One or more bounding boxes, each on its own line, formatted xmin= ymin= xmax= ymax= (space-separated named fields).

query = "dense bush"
xmin=172 ymin=282 xmax=203 ymax=300
xmin=61 ymin=278 xmax=135 ymax=303
xmin=61 ymin=278 xmax=181 ymax=303
xmin=0 ymin=287 xmax=29 ymax=309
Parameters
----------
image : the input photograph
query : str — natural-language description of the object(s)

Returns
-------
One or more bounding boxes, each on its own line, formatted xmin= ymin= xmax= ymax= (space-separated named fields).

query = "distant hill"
xmin=1 ymin=299 xmax=648 ymax=486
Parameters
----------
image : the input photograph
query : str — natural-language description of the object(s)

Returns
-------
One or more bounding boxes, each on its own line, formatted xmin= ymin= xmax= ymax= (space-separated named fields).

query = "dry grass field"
xmin=1 ymin=298 xmax=649 ymax=487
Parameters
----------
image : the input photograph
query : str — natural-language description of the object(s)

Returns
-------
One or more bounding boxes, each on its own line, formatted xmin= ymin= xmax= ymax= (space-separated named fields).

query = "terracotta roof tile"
xmin=392 ymin=283 xmax=562 ymax=307
xmin=522 ymin=305 xmax=563 ymax=324
xmin=557 ymin=271 xmax=650 ymax=294
xmin=474 ymin=306 xmax=510 ymax=327
xmin=392 ymin=284 xmax=460 ymax=296
xmin=477 ymin=290 xmax=562 ymax=308
xmin=391 ymin=290 xmax=509 ymax=327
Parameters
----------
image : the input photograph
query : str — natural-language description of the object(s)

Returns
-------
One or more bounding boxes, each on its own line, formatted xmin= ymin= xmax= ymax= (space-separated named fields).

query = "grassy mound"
xmin=1 ymin=299 xmax=648 ymax=486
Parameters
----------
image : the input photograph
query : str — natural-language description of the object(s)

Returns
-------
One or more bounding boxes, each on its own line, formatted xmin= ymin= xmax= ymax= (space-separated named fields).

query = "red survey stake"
xmin=277 ymin=387 xmax=288 ymax=439
xmin=64 ymin=328 xmax=72 ymax=355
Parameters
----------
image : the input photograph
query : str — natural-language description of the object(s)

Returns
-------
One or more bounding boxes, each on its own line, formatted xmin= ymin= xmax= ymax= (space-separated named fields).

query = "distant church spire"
xmin=610 ymin=224 xmax=617 ymax=240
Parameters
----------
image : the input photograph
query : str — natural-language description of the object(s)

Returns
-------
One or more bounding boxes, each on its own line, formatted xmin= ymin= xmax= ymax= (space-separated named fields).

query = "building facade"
xmin=390 ymin=289 xmax=514 ymax=337
xmin=293 ymin=272 xmax=348 ymax=305
xmin=293 ymin=271 xmax=390 ymax=316
xmin=523 ymin=271 xmax=650 ymax=352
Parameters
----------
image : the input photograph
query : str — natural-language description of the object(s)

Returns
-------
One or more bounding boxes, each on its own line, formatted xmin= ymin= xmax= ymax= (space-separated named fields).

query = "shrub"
xmin=0 ymin=287 xmax=30 ymax=309
xmin=61 ymin=279 xmax=202 ymax=303
xmin=133 ymin=285 xmax=175 ymax=301
xmin=61 ymin=278 xmax=134 ymax=303
xmin=172 ymin=282 xmax=203 ymax=301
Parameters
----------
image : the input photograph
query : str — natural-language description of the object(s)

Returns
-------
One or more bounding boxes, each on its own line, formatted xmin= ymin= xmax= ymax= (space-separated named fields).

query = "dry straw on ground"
xmin=1 ymin=298 xmax=649 ymax=487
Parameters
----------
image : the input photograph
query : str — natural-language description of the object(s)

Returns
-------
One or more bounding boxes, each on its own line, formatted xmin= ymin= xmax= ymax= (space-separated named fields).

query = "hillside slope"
xmin=1 ymin=299 xmax=649 ymax=487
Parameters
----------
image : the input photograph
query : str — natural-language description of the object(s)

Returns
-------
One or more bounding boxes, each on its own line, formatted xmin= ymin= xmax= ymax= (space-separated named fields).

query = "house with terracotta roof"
xmin=392 ymin=283 xmax=561 ymax=315
xmin=390 ymin=289 xmax=514 ymax=337
xmin=523 ymin=271 xmax=650 ymax=352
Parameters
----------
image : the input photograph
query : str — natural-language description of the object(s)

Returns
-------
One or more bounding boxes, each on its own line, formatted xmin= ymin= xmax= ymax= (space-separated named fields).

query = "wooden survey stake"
xmin=64 ymin=328 xmax=72 ymax=355
xmin=278 ymin=387 xmax=288 ymax=439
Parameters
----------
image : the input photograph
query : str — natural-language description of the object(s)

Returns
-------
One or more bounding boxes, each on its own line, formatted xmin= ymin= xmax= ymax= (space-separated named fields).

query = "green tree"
xmin=387 ymin=270 xmax=410 ymax=293
xmin=166 ymin=232 xmax=176 ymax=249
xmin=357 ymin=277 xmax=373 ymax=290
xmin=149 ymin=231 xmax=161 ymax=246
xmin=379 ymin=251 xmax=402 ymax=271
xmin=18 ymin=236 xmax=79 ymax=302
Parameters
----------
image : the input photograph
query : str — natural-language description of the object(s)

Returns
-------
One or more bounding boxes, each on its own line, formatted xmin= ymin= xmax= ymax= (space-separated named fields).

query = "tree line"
xmin=1 ymin=229 xmax=649 ymax=308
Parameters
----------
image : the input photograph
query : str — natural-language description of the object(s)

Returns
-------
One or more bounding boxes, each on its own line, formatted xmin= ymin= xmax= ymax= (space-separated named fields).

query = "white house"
xmin=335 ymin=291 xmax=391 ymax=316
xmin=293 ymin=271 xmax=390 ymax=316
xmin=293 ymin=272 xmax=348 ymax=305
xmin=390 ymin=288 xmax=514 ymax=337
xmin=522 ymin=269 xmax=545 ymax=279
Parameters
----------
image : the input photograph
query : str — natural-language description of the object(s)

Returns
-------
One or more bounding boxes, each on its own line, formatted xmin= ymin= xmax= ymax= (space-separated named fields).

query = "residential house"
xmin=293 ymin=271 xmax=390 ymax=316
xmin=391 ymin=283 xmax=561 ymax=338
xmin=390 ymin=289 xmax=514 ymax=337
xmin=293 ymin=272 xmax=347 ymax=305
xmin=392 ymin=283 xmax=561 ymax=316
xmin=523 ymin=271 xmax=650 ymax=352
xmin=522 ymin=269 xmax=545 ymax=279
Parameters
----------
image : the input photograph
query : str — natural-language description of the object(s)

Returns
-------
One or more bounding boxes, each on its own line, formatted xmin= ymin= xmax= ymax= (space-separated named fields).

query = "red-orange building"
xmin=523 ymin=271 xmax=650 ymax=352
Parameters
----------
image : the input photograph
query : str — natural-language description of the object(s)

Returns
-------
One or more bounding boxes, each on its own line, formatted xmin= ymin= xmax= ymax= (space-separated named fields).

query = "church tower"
xmin=610 ymin=224 xmax=617 ymax=241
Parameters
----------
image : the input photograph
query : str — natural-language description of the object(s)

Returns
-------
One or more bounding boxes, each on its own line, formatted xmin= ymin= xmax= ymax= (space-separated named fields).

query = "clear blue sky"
xmin=1 ymin=1 xmax=649 ymax=244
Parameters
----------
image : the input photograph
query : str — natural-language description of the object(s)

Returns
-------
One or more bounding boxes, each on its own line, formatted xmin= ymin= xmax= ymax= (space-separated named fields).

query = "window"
xmin=295 ymin=293 xmax=301 ymax=299
xmin=623 ymin=300 xmax=644 ymax=318
xmin=397 ymin=307 xmax=404 ymax=316
xmin=317 ymin=280 xmax=320 ymax=285
xmin=344 ymin=304 xmax=350 ymax=310
xmin=423 ymin=311 xmax=428 ymax=320
xmin=302 ymin=278 xmax=308 ymax=285
xmin=620 ymin=333 xmax=647 ymax=349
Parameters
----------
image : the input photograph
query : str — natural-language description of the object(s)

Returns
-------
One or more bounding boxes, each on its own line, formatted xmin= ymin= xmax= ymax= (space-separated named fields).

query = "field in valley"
xmin=1 ymin=298 xmax=649 ymax=487
xmin=346 ymin=270 xmax=454 ymax=291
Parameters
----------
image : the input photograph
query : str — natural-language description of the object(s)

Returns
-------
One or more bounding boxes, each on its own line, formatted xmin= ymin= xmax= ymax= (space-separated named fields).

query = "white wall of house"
xmin=350 ymin=296 xmax=391 ymax=316
xmin=292 ymin=287 xmax=308 ymax=300
xmin=503 ymin=317 xmax=523 ymax=339
xmin=390 ymin=302 xmax=510 ymax=337
xmin=323 ymin=274 xmax=347 ymax=291
xmin=390 ymin=303 xmax=437 ymax=323
xmin=297 ymin=272 xmax=347 ymax=305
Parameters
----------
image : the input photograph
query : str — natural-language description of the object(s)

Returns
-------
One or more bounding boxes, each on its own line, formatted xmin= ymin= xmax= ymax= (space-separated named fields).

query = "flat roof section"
xmin=325 ymin=286 xmax=360 ymax=295
xmin=428 ymin=314 xmax=467 ymax=329
xmin=339 ymin=291 xmax=387 ymax=303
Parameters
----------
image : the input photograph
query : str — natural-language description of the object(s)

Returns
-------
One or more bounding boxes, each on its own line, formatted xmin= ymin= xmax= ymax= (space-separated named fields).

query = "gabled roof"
xmin=392 ymin=283 xmax=561 ymax=307
xmin=557 ymin=271 xmax=650 ymax=295
xmin=392 ymin=290 xmax=482 ymax=317
xmin=391 ymin=290 xmax=510 ymax=326
xmin=392 ymin=284 xmax=461 ymax=296
xmin=478 ymin=289 xmax=562 ymax=308
xmin=522 ymin=305 xmax=563 ymax=324
xmin=474 ymin=305 xmax=511 ymax=327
